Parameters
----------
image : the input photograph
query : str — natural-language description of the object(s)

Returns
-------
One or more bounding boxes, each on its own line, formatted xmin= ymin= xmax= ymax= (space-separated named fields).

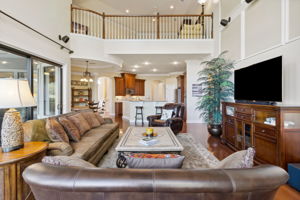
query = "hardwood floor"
xmin=112 ymin=116 xmax=300 ymax=200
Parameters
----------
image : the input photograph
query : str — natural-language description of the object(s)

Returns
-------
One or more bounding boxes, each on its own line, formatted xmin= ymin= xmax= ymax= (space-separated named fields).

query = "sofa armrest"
xmin=47 ymin=142 xmax=73 ymax=156
xmin=166 ymin=117 xmax=183 ymax=125
xmin=147 ymin=115 xmax=161 ymax=121
xmin=103 ymin=118 xmax=113 ymax=124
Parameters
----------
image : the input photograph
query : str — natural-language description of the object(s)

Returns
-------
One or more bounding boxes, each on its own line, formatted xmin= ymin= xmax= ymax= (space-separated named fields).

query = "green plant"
xmin=196 ymin=51 xmax=234 ymax=125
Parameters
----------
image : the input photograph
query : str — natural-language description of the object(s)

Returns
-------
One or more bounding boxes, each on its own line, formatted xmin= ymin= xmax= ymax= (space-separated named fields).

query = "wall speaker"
xmin=220 ymin=17 xmax=231 ymax=27
xmin=59 ymin=35 xmax=70 ymax=43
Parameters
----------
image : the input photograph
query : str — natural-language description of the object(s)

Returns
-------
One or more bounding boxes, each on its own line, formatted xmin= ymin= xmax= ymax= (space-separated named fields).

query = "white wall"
xmin=165 ymin=77 xmax=177 ymax=102
xmin=0 ymin=0 xmax=72 ymax=113
xmin=186 ymin=60 xmax=205 ymax=123
xmin=214 ymin=0 xmax=300 ymax=105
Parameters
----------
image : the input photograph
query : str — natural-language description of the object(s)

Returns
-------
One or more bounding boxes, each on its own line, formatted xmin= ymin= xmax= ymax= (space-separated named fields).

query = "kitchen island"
xmin=122 ymin=101 xmax=167 ymax=125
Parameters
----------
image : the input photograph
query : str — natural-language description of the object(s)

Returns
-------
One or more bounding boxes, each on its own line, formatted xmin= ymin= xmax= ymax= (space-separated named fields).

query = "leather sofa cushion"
xmin=100 ymin=123 xmax=119 ymax=131
xmin=70 ymin=127 xmax=114 ymax=160
xmin=23 ymin=119 xmax=51 ymax=142
xmin=58 ymin=117 xmax=81 ymax=142
xmin=67 ymin=113 xmax=91 ymax=136
xmin=42 ymin=156 xmax=96 ymax=168
xmin=81 ymin=111 xmax=101 ymax=128
xmin=125 ymin=153 xmax=185 ymax=169
xmin=46 ymin=118 xmax=69 ymax=143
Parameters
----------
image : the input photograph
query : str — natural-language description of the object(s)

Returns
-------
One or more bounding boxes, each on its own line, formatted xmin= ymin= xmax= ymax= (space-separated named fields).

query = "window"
xmin=0 ymin=45 xmax=63 ymax=134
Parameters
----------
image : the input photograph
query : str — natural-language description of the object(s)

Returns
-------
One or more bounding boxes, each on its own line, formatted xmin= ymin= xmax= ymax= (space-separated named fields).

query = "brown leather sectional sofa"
xmin=22 ymin=110 xmax=119 ymax=165
xmin=23 ymin=164 xmax=288 ymax=200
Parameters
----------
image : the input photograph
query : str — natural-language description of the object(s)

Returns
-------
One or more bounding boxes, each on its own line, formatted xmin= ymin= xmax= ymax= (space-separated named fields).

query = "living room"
xmin=0 ymin=0 xmax=300 ymax=199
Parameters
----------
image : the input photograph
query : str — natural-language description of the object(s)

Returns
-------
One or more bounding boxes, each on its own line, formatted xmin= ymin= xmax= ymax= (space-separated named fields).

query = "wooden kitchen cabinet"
xmin=122 ymin=73 xmax=136 ymax=90
xmin=114 ymin=77 xmax=125 ymax=96
xmin=134 ymin=79 xmax=145 ymax=96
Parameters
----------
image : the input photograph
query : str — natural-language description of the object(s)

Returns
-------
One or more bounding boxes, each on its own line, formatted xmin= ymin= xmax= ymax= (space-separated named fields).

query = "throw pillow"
xmin=214 ymin=147 xmax=255 ymax=169
xmin=160 ymin=109 xmax=173 ymax=120
xmin=125 ymin=153 xmax=185 ymax=169
xmin=94 ymin=113 xmax=105 ymax=124
xmin=81 ymin=111 xmax=101 ymax=128
xmin=58 ymin=117 xmax=81 ymax=142
xmin=42 ymin=156 xmax=96 ymax=168
xmin=45 ymin=118 xmax=69 ymax=143
xmin=23 ymin=119 xmax=51 ymax=142
xmin=67 ymin=113 xmax=91 ymax=136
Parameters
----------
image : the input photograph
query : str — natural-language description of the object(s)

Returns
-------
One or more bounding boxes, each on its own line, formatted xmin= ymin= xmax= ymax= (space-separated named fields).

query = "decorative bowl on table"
xmin=142 ymin=128 xmax=158 ymax=137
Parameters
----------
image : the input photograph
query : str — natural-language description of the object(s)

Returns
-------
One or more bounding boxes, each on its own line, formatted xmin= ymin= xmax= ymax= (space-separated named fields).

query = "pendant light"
xmin=80 ymin=61 xmax=93 ymax=82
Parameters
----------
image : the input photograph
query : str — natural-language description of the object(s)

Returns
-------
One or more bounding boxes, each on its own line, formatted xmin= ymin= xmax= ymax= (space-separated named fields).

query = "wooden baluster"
xmin=211 ymin=13 xmax=214 ymax=39
xmin=102 ymin=12 xmax=105 ymax=39
xmin=157 ymin=13 xmax=160 ymax=39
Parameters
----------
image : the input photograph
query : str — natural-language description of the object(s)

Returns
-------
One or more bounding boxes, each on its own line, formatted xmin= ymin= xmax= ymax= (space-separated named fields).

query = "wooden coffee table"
xmin=115 ymin=126 xmax=184 ymax=168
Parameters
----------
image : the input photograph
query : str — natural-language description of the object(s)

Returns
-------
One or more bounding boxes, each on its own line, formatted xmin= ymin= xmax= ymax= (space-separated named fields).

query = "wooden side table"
xmin=0 ymin=142 xmax=48 ymax=200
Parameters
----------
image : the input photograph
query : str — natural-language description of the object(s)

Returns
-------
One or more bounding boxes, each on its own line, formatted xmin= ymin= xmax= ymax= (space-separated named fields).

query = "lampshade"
xmin=0 ymin=79 xmax=36 ymax=109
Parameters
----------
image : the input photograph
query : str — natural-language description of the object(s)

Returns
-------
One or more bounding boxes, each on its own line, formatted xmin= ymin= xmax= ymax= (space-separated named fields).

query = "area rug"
xmin=98 ymin=133 xmax=220 ymax=169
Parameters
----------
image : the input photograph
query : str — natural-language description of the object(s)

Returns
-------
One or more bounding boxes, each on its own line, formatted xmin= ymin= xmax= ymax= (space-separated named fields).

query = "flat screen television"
xmin=234 ymin=56 xmax=282 ymax=103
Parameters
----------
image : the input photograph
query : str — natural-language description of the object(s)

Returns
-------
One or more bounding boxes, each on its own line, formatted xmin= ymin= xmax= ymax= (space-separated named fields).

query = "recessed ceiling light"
xmin=197 ymin=0 xmax=207 ymax=4
xmin=173 ymin=61 xmax=179 ymax=65
xmin=144 ymin=61 xmax=150 ymax=65
xmin=170 ymin=5 xmax=174 ymax=9
xmin=152 ymin=68 xmax=157 ymax=72
xmin=1 ymin=61 xmax=7 ymax=64
xmin=126 ymin=9 xmax=130 ymax=13
xmin=134 ymin=65 xmax=139 ymax=68
xmin=132 ymin=69 xmax=136 ymax=72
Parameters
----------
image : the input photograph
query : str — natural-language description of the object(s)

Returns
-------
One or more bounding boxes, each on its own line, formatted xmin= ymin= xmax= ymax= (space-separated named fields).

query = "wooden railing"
xmin=71 ymin=6 xmax=213 ymax=40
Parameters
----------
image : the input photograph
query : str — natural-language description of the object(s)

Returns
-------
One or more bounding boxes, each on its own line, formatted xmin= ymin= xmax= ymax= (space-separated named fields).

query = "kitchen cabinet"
xmin=134 ymin=79 xmax=145 ymax=96
xmin=114 ymin=77 xmax=125 ymax=96
xmin=122 ymin=73 xmax=136 ymax=90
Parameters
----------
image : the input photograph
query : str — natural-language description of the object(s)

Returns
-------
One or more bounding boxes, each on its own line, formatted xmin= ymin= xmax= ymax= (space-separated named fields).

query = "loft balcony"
xmin=70 ymin=6 xmax=215 ymax=60
xmin=71 ymin=6 xmax=213 ymax=40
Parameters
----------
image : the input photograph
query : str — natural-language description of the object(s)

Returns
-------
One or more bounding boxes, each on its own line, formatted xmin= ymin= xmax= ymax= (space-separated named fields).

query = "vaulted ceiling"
xmin=73 ymin=0 xmax=207 ymax=15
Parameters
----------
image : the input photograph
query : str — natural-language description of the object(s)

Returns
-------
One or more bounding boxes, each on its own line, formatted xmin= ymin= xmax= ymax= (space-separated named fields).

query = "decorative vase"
xmin=207 ymin=124 xmax=222 ymax=137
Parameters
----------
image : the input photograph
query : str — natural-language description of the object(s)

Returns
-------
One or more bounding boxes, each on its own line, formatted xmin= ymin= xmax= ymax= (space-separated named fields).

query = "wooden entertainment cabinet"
xmin=222 ymin=102 xmax=300 ymax=169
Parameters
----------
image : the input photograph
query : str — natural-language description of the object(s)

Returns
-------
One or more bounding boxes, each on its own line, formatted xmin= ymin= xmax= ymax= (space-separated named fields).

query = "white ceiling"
xmin=71 ymin=54 xmax=207 ymax=75
xmin=73 ymin=0 xmax=206 ymax=15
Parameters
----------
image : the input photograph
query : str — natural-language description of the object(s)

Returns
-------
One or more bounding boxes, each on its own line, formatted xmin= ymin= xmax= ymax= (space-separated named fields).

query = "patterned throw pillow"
xmin=42 ymin=156 xmax=96 ymax=168
xmin=81 ymin=111 xmax=101 ymax=128
xmin=67 ymin=113 xmax=91 ymax=136
xmin=58 ymin=117 xmax=81 ymax=142
xmin=214 ymin=147 xmax=255 ymax=169
xmin=160 ymin=109 xmax=174 ymax=120
xmin=45 ymin=118 xmax=69 ymax=143
xmin=94 ymin=112 xmax=105 ymax=124
xmin=125 ymin=153 xmax=185 ymax=169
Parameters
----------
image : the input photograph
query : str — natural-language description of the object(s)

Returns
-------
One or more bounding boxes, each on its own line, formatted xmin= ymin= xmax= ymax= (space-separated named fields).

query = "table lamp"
xmin=0 ymin=79 xmax=36 ymax=152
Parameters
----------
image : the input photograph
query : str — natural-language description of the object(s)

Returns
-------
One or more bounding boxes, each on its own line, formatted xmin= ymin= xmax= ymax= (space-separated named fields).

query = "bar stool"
xmin=135 ymin=106 xmax=144 ymax=126
xmin=155 ymin=106 xmax=163 ymax=115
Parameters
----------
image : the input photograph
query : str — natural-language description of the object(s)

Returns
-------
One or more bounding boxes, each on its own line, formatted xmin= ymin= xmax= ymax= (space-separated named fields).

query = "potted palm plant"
xmin=196 ymin=51 xmax=234 ymax=137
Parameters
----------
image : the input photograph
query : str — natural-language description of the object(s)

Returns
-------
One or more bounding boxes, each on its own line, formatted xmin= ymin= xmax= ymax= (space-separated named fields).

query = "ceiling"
xmin=71 ymin=54 xmax=207 ymax=75
xmin=73 ymin=0 xmax=207 ymax=15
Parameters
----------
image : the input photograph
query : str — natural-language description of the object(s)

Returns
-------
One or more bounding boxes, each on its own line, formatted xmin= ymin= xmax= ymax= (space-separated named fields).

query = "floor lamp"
xmin=0 ymin=79 xmax=36 ymax=152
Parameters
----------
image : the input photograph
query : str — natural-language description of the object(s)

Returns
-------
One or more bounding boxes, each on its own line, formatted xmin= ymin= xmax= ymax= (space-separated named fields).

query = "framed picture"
xmin=192 ymin=84 xmax=202 ymax=97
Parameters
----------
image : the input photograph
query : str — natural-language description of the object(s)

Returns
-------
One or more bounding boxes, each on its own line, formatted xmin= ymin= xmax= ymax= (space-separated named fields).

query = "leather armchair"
xmin=147 ymin=103 xmax=184 ymax=134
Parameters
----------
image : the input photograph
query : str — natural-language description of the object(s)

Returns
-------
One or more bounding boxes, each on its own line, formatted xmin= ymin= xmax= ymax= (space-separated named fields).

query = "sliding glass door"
xmin=33 ymin=60 xmax=62 ymax=118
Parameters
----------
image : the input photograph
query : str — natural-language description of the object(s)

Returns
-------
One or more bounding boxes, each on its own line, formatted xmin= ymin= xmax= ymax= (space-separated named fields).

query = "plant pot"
xmin=207 ymin=124 xmax=222 ymax=137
